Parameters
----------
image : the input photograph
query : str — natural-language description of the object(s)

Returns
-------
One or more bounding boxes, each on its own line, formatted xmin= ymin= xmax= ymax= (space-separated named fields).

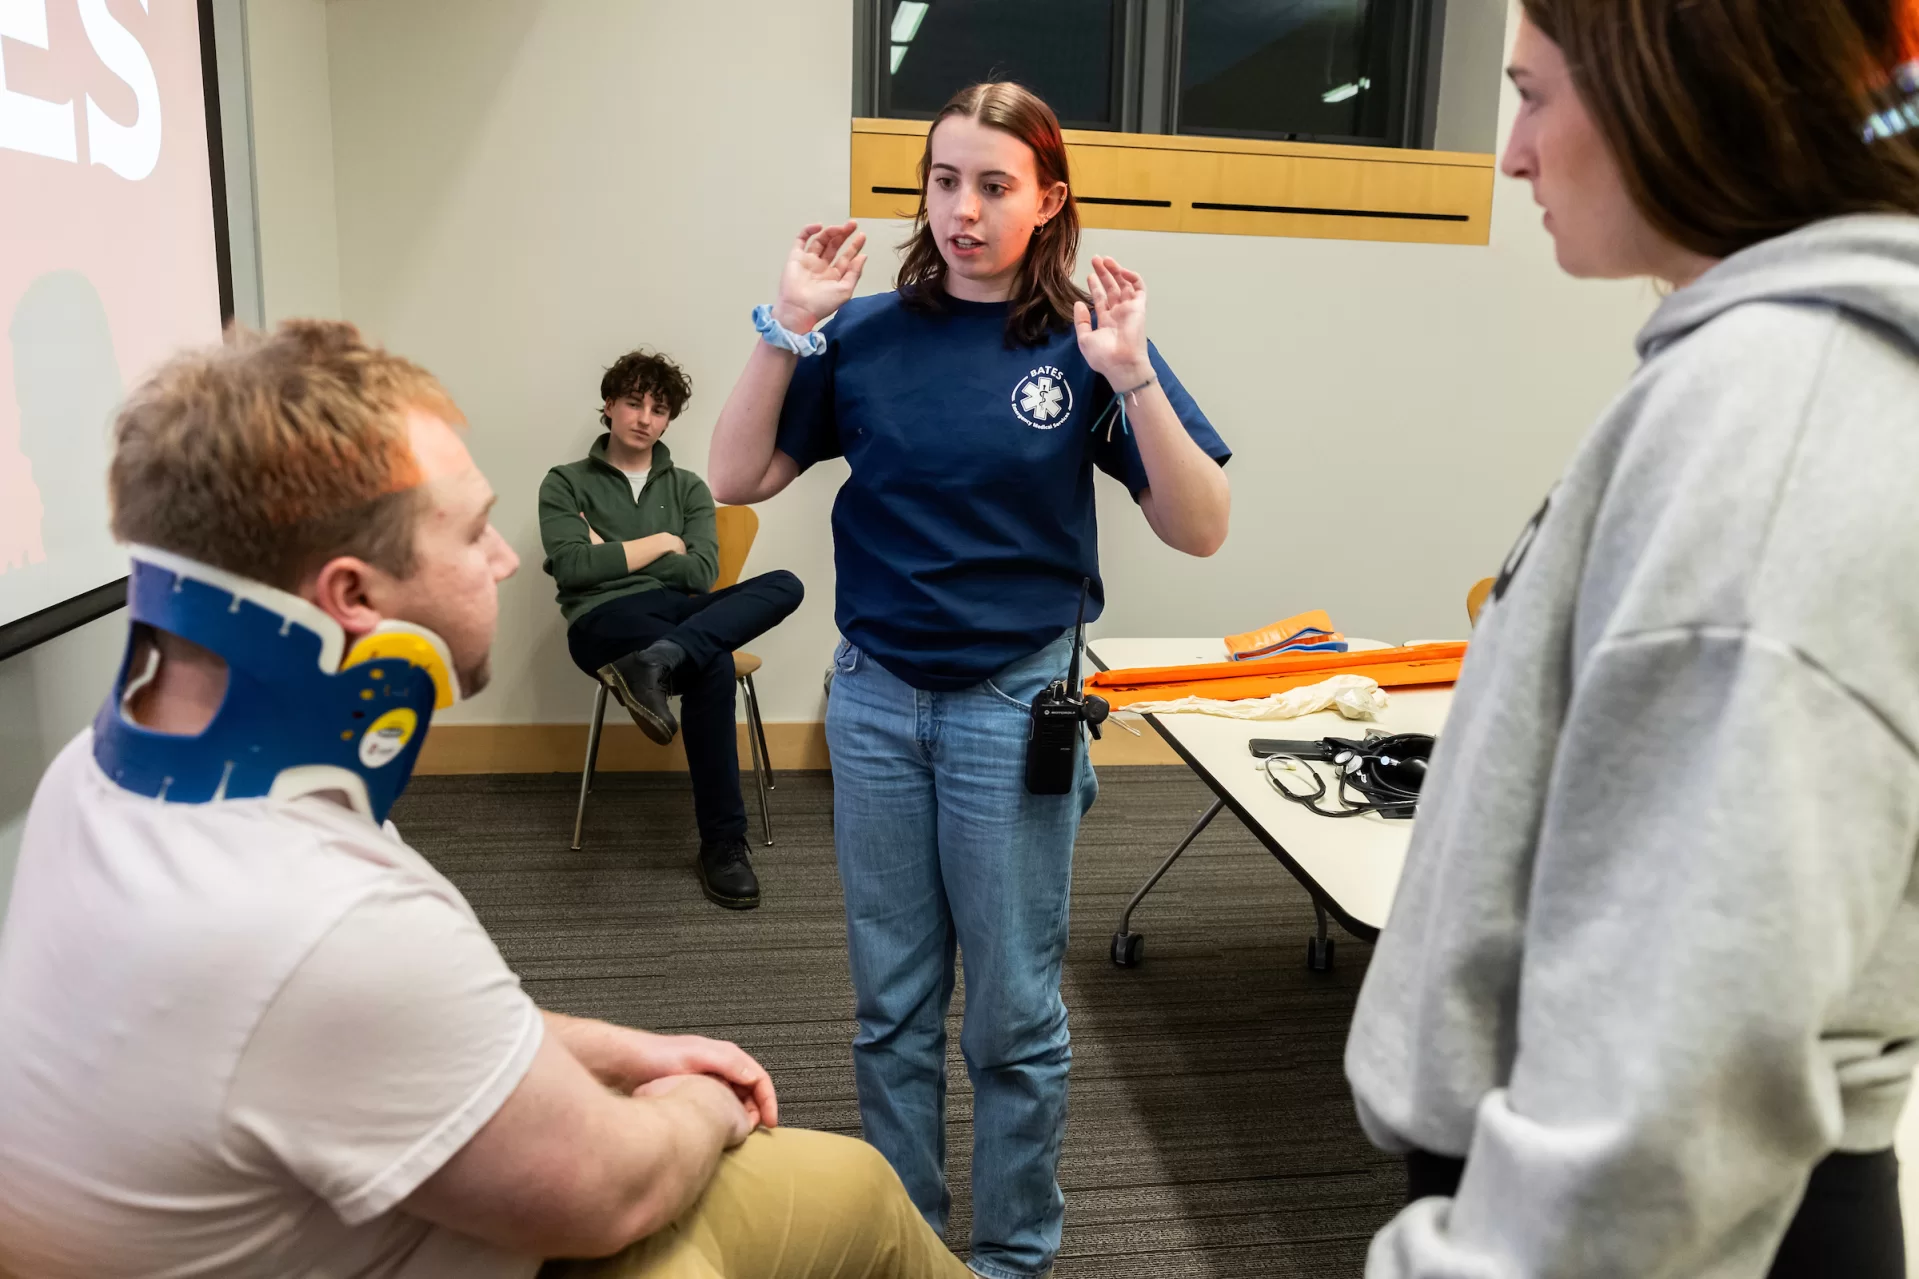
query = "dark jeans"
xmin=1406 ymin=1148 xmax=1905 ymax=1278
xmin=567 ymin=570 xmax=803 ymax=844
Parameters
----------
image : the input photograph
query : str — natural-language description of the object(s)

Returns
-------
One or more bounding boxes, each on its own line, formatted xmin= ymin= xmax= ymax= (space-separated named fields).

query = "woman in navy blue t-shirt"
xmin=711 ymin=82 xmax=1230 ymax=1279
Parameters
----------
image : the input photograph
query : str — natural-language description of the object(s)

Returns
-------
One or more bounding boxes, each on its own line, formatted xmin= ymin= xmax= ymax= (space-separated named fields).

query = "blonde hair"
xmin=109 ymin=320 xmax=463 ymax=589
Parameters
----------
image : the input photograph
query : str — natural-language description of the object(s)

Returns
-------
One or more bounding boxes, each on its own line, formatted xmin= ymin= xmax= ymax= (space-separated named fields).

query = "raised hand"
xmin=775 ymin=221 xmax=868 ymax=334
xmin=1072 ymin=256 xmax=1153 ymax=388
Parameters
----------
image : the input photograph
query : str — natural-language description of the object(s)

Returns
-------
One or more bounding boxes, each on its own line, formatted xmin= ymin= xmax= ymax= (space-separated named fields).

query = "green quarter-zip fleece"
xmin=537 ymin=434 xmax=718 ymax=624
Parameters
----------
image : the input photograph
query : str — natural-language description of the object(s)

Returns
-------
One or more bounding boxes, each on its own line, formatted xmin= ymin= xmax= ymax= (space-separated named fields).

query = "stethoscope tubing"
xmin=1260 ymin=732 xmax=1431 ymax=820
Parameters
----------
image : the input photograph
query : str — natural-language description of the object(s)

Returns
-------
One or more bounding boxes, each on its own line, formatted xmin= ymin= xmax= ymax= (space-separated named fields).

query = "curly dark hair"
xmin=599 ymin=348 xmax=692 ymax=425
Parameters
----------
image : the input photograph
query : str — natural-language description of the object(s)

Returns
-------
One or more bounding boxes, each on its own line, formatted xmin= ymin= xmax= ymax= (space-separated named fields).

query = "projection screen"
xmin=0 ymin=0 xmax=229 ymax=659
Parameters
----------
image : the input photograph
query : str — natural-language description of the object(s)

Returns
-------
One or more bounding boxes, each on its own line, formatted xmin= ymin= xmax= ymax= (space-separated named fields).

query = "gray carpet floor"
xmin=392 ymin=765 xmax=1404 ymax=1277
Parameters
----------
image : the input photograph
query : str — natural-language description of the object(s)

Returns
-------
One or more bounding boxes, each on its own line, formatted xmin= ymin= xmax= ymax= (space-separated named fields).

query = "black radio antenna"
xmin=1067 ymin=578 xmax=1090 ymax=697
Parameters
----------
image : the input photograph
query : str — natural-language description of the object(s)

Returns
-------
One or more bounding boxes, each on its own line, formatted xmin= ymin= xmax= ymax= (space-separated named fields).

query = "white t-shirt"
xmin=623 ymin=468 xmax=649 ymax=502
xmin=0 ymin=733 xmax=544 ymax=1279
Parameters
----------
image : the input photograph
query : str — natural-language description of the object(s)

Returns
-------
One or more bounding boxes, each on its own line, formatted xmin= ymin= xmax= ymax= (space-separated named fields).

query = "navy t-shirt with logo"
xmin=775 ymin=289 xmax=1230 ymax=691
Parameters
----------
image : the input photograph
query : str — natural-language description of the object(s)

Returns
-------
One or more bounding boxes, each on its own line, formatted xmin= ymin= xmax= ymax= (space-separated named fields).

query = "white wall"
xmin=0 ymin=614 xmax=126 ymax=923
xmin=316 ymin=0 xmax=1652 ymax=728
xmin=323 ymin=0 xmax=856 ymax=727
xmin=246 ymin=0 xmax=342 ymax=323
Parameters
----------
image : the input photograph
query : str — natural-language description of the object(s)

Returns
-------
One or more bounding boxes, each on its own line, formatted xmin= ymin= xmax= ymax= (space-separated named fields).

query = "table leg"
xmin=1306 ymin=898 xmax=1336 ymax=972
xmin=1110 ymin=797 xmax=1227 ymax=968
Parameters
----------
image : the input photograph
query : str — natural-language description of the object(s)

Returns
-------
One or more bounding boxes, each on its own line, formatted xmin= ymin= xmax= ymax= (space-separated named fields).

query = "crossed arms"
xmin=403 ymin=1011 xmax=775 ymax=1259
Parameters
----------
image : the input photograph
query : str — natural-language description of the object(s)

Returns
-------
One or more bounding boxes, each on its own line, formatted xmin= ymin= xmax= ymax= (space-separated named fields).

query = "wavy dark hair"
xmin=896 ymin=82 xmax=1088 ymax=347
xmin=1521 ymin=0 xmax=1919 ymax=259
xmin=599 ymin=348 xmax=692 ymax=426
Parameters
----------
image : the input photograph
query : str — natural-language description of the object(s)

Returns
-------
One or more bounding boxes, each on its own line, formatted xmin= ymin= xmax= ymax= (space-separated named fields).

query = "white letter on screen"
xmin=78 ymin=0 xmax=160 ymax=180
xmin=0 ymin=0 xmax=78 ymax=163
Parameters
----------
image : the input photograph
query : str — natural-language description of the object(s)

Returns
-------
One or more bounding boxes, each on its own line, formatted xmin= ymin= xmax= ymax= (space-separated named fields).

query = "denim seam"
xmin=916 ymin=689 xmax=936 ymax=763
xmin=968 ymin=1263 xmax=1051 ymax=1279
xmin=980 ymin=677 xmax=1034 ymax=711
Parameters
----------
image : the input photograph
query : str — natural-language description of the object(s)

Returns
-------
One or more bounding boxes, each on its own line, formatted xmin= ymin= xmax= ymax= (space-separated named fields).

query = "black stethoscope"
xmin=1260 ymin=733 xmax=1434 ymax=820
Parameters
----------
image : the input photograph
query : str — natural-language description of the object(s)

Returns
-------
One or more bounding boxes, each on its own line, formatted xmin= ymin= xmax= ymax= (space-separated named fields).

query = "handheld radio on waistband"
xmin=1024 ymin=579 xmax=1110 ymax=795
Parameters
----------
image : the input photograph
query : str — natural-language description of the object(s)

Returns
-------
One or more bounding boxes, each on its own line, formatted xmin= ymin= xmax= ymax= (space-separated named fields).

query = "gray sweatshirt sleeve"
xmin=1367 ymin=626 xmax=1919 ymax=1278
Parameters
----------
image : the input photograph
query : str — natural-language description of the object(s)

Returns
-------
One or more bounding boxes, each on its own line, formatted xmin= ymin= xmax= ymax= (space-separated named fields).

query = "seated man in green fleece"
xmin=539 ymin=348 xmax=802 ymax=910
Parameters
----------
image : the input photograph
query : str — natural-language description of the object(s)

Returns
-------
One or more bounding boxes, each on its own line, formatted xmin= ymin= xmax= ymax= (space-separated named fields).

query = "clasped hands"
xmin=550 ymin=1013 xmax=777 ymax=1149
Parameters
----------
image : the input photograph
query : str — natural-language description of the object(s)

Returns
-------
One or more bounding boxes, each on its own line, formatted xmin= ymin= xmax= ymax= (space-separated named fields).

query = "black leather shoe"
xmin=597 ymin=651 xmax=678 ymax=745
xmin=698 ymin=838 xmax=761 ymax=910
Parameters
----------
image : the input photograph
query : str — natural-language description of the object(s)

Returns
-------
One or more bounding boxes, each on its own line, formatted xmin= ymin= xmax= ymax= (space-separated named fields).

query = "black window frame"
xmin=858 ymin=0 xmax=1136 ymax=133
xmin=854 ymin=0 xmax=1447 ymax=151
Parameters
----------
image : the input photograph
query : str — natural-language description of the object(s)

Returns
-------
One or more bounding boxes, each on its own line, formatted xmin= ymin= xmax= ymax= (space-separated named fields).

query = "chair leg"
xmin=571 ymin=684 xmax=608 ymax=851
xmin=744 ymin=672 xmax=775 ymax=790
xmin=740 ymin=676 xmax=774 ymax=846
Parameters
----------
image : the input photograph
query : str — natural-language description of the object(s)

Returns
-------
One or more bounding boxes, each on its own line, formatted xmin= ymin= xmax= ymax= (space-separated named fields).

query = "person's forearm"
xmin=544 ymin=1011 xmax=638 ymax=1090
xmin=595 ymin=1088 xmax=733 ymax=1248
xmin=1121 ymin=375 xmax=1230 ymax=556
xmin=539 ymin=1016 xmax=738 ymax=1253
xmin=709 ymin=334 xmax=801 ymax=505
xmin=535 ymin=1083 xmax=735 ymax=1257
xmin=621 ymin=533 xmax=681 ymax=574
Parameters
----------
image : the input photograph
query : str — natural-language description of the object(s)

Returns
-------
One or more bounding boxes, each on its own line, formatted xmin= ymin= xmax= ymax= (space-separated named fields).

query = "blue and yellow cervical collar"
xmin=92 ymin=546 xmax=459 ymax=824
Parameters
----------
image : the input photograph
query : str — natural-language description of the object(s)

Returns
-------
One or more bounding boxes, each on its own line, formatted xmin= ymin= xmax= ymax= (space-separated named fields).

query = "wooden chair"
xmin=570 ymin=506 xmax=777 ymax=850
xmin=1466 ymin=576 xmax=1495 ymax=628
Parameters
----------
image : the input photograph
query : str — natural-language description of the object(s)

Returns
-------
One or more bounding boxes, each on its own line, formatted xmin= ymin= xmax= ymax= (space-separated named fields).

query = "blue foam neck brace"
xmin=92 ymin=547 xmax=460 ymax=825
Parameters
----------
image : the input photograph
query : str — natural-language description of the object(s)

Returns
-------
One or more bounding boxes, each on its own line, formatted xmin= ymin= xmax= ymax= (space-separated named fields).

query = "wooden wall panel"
xmin=850 ymin=118 xmax=1495 ymax=247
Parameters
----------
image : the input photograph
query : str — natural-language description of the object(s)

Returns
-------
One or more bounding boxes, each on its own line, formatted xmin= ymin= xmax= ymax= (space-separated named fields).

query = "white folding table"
xmin=1086 ymin=637 xmax=1455 ymax=971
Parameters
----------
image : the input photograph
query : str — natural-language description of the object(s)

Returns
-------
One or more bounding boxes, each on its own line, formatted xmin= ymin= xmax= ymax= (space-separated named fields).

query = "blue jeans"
xmin=825 ymin=632 xmax=1097 ymax=1279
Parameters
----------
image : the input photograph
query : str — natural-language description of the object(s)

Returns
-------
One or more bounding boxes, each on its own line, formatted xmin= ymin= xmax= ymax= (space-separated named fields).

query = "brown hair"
xmin=897 ymin=82 xmax=1089 ymax=347
xmin=1520 ymin=0 xmax=1919 ymax=258
xmin=110 ymin=320 xmax=460 ymax=590
xmin=599 ymin=347 xmax=692 ymax=425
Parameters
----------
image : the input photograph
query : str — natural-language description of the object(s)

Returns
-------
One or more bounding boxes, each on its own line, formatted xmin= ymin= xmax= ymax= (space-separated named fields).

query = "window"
xmin=880 ymin=0 xmax=1123 ymax=131
xmin=856 ymin=0 xmax=1444 ymax=150
xmin=1177 ymin=0 xmax=1425 ymax=146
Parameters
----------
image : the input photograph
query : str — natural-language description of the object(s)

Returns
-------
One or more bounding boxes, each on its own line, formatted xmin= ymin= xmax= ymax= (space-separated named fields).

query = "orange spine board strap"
xmin=1085 ymin=642 xmax=1467 ymax=710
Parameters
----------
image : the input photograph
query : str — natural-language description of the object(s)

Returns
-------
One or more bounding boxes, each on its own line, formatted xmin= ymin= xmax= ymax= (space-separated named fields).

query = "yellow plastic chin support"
xmin=341 ymin=624 xmax=458 ymax=710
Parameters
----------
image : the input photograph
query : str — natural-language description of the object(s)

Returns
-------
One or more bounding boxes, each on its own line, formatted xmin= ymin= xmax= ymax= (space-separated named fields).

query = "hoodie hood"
xmin=1639 ymin=213 xmax=1919 ymax=360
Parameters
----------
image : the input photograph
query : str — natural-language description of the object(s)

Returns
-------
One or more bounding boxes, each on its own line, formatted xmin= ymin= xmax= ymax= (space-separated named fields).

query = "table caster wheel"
xmin=1306 ymin=935 xmax=1335 ymax=972
xmin=1111 ymin=931 xmax=1144 ymax=968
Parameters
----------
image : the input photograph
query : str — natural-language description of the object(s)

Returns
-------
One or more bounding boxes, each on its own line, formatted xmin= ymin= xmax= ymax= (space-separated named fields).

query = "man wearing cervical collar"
xmin=0 ymin=321 xmax=968 ymax=1279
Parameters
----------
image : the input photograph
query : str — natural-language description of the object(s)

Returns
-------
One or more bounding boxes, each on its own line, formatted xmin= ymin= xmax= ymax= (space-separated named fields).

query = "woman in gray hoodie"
xmin=1346 ymin=2 xmax=1919 ymax=1276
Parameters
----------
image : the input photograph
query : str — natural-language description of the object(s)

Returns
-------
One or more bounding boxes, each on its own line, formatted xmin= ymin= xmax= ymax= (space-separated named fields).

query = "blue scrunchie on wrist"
xmin=753 ymin=304 xmax=827 ymax=357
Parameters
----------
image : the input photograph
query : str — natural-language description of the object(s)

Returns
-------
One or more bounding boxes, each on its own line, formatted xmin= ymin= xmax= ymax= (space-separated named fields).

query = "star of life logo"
xmin=1011 ymin=366 xmax=1073 ymax=430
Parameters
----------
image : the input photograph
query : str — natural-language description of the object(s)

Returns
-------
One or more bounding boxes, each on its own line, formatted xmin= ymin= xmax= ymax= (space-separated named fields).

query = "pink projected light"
xmin=0 ymin=0 xmax=222 ymax=616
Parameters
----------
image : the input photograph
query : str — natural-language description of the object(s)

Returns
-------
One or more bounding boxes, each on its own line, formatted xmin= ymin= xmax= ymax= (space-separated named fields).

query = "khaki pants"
xmin=541 ymin=1128 xmax=973 ymax=1279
